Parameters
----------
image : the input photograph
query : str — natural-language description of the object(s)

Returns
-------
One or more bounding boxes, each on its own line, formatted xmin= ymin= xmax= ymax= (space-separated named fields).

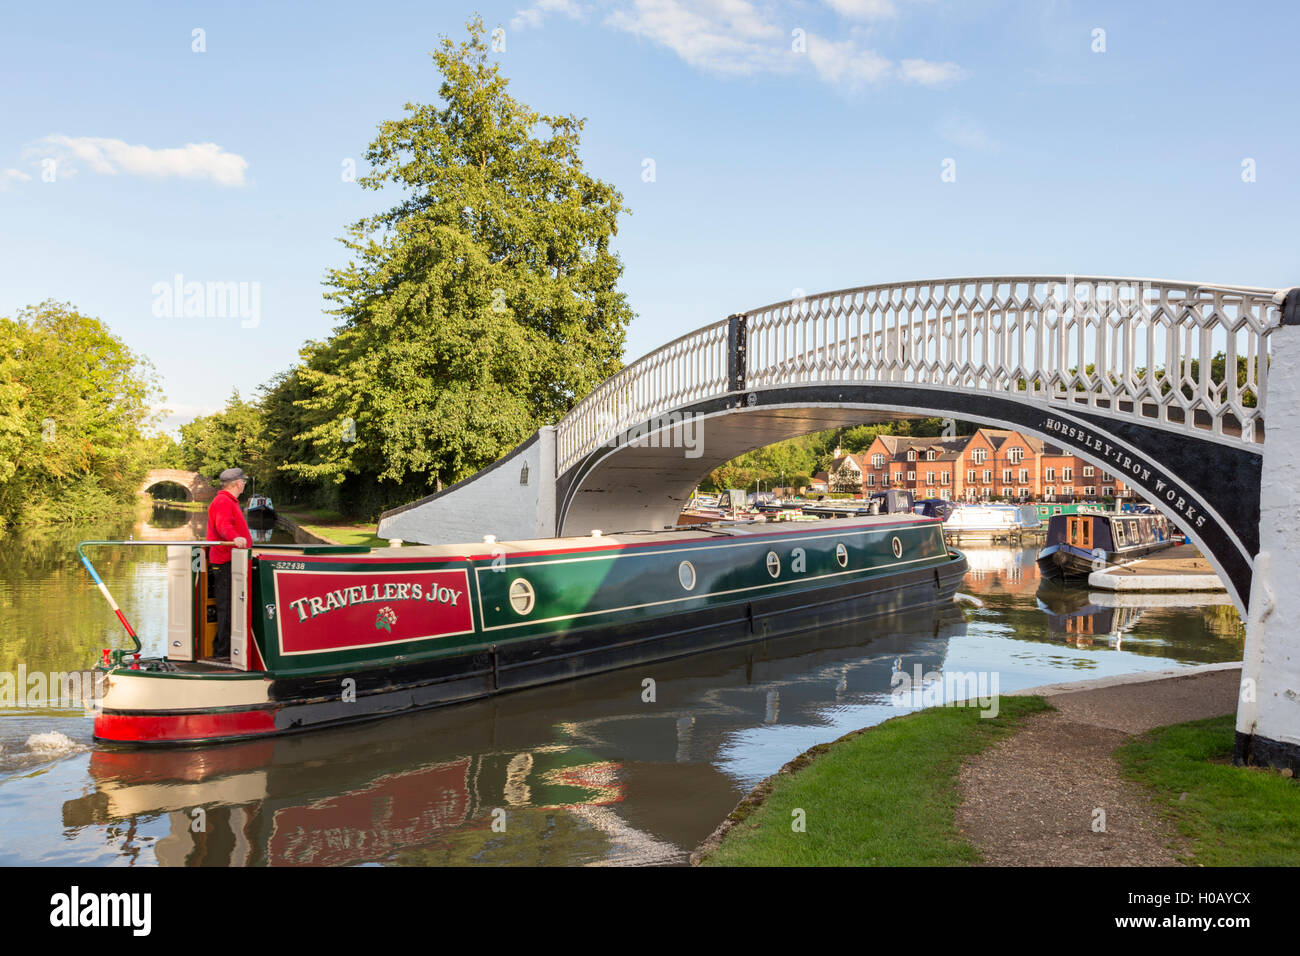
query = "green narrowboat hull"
xmin=92 ymin=516 xmax=967 ymax=746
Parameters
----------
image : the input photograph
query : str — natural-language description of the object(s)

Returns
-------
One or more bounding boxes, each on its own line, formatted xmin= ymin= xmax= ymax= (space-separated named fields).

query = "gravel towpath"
xmin=955 ymin=664 xmax=1241 ymax=866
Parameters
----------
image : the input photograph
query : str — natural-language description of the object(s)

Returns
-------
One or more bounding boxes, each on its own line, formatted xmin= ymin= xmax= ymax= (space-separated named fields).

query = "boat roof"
xmin=268 ymin=514 xmax=939 ymax=562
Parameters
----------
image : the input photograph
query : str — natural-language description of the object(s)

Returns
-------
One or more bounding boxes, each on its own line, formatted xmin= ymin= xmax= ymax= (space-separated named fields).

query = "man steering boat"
xmin=204 ymin=467 xmax=252 ymax=660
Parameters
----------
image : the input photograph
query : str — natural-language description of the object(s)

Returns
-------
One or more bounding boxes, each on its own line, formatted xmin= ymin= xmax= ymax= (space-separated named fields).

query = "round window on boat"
xmin=508 ymin=578 xmax=536 ymax=615
xmin=766 ymin=551 xmax=781 ymax=578
xmin=678 ymin=560 xmax=696 ymax=591
xmin=835 ymin=543 xmax=849 ymax=568
xmin=891 ymin=536 xmax=903 ymax=559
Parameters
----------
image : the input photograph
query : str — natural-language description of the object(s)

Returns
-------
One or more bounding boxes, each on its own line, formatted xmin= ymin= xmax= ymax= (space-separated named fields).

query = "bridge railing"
xmin=556 ymin=319 xmax=730 ymax=473
xmin=556 ymin=275 xmax=1279 ymax=474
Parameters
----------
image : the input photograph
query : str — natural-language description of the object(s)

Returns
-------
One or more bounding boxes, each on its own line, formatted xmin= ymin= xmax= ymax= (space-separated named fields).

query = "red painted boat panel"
xmin=95 ymin=709 xmax=278 ymax=744
xmin=271 ymin=568 xmax=474 ymax=656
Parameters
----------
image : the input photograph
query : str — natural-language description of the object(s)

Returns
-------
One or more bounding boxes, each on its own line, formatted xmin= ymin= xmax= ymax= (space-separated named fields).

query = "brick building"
xmin=827 ymin=428 xmax=1130 ymax=501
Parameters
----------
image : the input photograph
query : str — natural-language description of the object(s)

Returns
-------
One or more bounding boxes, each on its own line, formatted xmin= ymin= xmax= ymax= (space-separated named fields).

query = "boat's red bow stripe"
xmin=95 ymin=709 xmax=277 ymax=744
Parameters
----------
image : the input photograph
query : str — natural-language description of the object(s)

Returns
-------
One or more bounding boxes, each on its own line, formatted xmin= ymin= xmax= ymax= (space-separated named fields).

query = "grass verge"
xmin=697 ymin=695 xmax=1052 ymax=866
xmin=1116 ymin=714 xmax=1300 ymax=866
xmin=277 ymin=509 xmax=386 ymax=548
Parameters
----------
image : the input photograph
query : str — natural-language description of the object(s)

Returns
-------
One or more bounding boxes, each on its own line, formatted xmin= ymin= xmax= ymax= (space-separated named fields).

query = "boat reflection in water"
xmin=1036 ymin=587 xmax=1234 ymax=651
xmin=62 ymin=604 xmax=966 ymax=866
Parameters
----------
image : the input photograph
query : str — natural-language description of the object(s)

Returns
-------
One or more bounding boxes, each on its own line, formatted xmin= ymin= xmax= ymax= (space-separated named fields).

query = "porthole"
xmin=766 ymin=551 xmax=781 ymax=578
xmin=678 ymin=560 xmax=696 ymax=591
xmin=891 ymin=536 xmax=903 ymax=559
xmin=508 ymin=578 xmax=535 ymax=615
xmin=835 ymin=543 xmax=849 ymax=568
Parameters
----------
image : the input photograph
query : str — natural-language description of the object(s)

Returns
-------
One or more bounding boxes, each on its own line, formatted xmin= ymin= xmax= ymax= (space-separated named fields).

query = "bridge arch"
xmin=139 ymin=469 xmax=218 ymax=503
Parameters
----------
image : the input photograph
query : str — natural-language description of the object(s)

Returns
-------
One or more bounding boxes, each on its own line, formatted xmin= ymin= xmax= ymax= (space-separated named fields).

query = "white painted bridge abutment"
xmin=377 ymin=276 xmax=1300 ymax=773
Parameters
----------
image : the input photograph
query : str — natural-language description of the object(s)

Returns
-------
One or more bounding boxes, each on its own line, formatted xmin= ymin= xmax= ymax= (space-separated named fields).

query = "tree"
xmin=177 ymin=390 xmax=267 ymax=480
xmin=0 ymin=301 xmax=162 ymax=532
xmin=282 ymin=16 xmax=635 ymax=515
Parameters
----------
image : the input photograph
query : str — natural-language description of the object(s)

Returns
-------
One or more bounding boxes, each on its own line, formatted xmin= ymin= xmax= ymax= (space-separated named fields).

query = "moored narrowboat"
xmin=1036 ymin=509 xmax=1172 ymax=580
xmin=943 ymin=502 xmax=1042 ymax=537
xmin=82 ymin=514 xmax=967 ymax=747
xmin=246 ymin=494 xmax=276 ymax=524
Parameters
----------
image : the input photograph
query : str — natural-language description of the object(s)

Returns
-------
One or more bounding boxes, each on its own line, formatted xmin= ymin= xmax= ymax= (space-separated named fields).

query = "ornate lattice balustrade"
xmin=556 ymin=276 xmax=1280 ymax=474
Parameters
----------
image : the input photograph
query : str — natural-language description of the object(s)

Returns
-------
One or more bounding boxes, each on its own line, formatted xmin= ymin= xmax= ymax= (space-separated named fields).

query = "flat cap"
xmin=219 ymin=467 xmax=246 ymax=482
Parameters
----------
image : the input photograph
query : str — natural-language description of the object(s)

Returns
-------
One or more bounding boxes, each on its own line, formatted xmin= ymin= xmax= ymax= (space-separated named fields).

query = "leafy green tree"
xmin=0 ymin=301 xmax=161 ymax=532
xmin=177 ymin=390 xmax=267 ymax=480
xmin=283 ymin=16 xmax=635 ymax=515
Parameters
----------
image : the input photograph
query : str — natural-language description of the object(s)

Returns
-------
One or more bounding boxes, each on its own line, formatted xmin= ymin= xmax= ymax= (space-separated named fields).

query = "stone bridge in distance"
xmin=139 ymin=469 xmax=218 ymax=503
xmin=377 ymin=274 xmax=1300 ymax=772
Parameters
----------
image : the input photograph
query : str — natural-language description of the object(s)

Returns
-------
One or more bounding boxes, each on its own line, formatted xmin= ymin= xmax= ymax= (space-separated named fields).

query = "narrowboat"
xmin=1034 ymin=502 xmax=1094 ymax=521
xmin=1036 ymin=509 xmax=1172 ymax=580
xmin=80 ymin=512 xmax=967 ymax=747
xmin=246 ymin=494 xmax=276 ymax=524
xmin=943 ymin=503 xmax=1042 ymax=537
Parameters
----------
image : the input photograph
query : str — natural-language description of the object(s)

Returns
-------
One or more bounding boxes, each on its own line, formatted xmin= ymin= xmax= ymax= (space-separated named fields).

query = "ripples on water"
xmin=0 ymin=508 xmax=1244 ymax=866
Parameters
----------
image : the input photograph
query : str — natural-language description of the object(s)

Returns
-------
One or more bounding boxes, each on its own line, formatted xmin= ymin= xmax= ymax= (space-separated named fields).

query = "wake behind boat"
xmin=82 ymin=513 xmax=967 ymax=747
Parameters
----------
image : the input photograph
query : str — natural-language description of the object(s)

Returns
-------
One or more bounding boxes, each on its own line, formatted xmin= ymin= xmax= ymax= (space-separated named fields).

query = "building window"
xmin=1002 ymin=469 xmax=1012 ymax=482
xmin=1008 ymin=447 xmax=1024 ymax=463
xmin=907 ymin=450 xmax=916 ymax=461
xmin=942 ymin=472 xmax=950 ymax=485
xmin=866 ymin=474 xmax=875 ymax=486
xmin=894 ymin=472 xmax=903 ymax=483
xmin=1086 ymin=486 xmax=1096 ymax=496
xmin=926 ymin=472 xmax=935 ymax=485
xmin=1045 ymin=467 xmax=1055 ymax=481
xmin=1019 ymin=468 xmax=1028 ymax=483
xmin=967 ymin=469 xmax=976 ymax=482
xmin=1083 ymin=465 xmax=1094 ymax=477
xmin=1017 ymin=487 xmax=1028 ymax=497
xmin=1001 ymin=487 xmax=1012 ymax=497
xmin=972 ymin=448 xmax=987 ymax=464
xmin=1046 ymin=486 xmax=1055 ymax=497
xmin=872 ymin=454 xmax=885 ymax=468
xmin=1064 ymin=486 xmax=1074 ymax=496
xmin=926 ymin=449 xmax=936 ymax=461
xmin=1103 ymin=486 xmax=1113 ymax=496
xmin=982 ymin=469 xmax=991 ymax=483
xmin=1101 ymin=471 xmax=1112 ymax=481
xmin=1063 ymin=468 xmax=1073 ymax=481
xmin=907 ymin=470 xmax=916 ymax=481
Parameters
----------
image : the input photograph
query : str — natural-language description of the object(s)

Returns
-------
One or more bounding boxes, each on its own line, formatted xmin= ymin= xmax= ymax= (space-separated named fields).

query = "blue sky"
xmin=1 ymin=0 xmax=1295 ymax=433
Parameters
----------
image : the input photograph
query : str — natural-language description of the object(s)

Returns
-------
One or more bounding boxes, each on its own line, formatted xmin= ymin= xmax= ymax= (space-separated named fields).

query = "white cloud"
xmin=900 ymin=58 xmax=965 ymax=86
xmin=0 ymin=168 xmax=31 ymax=189
xmin=153 ymin=402 xmax=225 ymax=437
xmin=512 ymin=0 xmax=964 ymax=91
xmin=806 ymin=32 xmax=892 ymax=89
xmin=511 ymin=0 xmax=586 ymax=30
xmin=605 ymin=0 xmax=792 ymax=76
xmin=30 ymin=136 xmax=249 ymax=187
xmin=823 ymin=0 xmax=898 ymax=19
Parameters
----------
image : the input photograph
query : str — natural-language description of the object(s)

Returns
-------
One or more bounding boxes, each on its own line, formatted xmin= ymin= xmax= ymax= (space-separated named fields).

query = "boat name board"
xmin=272 ymin=569 xmax=474 ymax=655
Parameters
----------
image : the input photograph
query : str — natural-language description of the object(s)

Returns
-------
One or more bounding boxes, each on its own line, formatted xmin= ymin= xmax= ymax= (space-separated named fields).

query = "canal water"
xmin=0 ymin=506 xmax=1244 ymax=865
